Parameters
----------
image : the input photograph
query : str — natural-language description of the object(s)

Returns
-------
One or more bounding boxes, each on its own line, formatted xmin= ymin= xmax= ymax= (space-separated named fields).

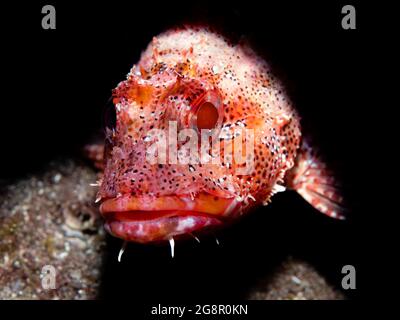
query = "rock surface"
xmin=246 ymin=257 xmax=344 ymax=300
xmin=0 ymin=160 xmax=106 ymax=299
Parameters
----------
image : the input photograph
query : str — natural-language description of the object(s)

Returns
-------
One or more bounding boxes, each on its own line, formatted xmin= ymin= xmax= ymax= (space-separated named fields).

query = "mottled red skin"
xmin=95 ymin=27 xmax=344 ymax=243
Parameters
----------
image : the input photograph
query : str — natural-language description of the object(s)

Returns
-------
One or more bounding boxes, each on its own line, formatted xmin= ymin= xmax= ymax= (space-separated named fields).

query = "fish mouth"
xmin=99 ymin=193 xmax=238 ymax=243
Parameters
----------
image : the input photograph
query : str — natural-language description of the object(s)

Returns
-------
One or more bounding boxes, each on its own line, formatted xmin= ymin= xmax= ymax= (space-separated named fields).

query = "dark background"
xmin=1 ymin=0 xmax=378 ymax=301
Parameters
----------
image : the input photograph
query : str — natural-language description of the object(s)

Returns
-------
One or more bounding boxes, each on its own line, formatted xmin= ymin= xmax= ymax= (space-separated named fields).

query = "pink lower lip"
xmin=105 ymin=213 xmax=222 ymax=243
xmin=99 ymin=193 xmax=237 ymax=243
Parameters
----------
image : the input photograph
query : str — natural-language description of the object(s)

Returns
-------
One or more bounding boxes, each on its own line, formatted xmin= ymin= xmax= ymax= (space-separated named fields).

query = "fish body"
xmin=95 ymin=27 xmax=344 ymax=243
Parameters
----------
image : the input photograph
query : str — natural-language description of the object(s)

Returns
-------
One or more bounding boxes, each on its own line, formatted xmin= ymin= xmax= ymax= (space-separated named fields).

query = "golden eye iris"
xmin=196 ymin=102 xmax=219 ymax=130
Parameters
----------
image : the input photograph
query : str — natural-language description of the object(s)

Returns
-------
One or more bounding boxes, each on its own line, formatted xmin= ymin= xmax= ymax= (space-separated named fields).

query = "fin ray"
xmin=287 ymin=140 xmax=346 ymax=219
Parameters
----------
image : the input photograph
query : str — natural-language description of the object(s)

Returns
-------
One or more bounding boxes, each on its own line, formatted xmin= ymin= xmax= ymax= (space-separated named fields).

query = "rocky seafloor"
xmin=0 ymin=159 xmax=344 ymax=300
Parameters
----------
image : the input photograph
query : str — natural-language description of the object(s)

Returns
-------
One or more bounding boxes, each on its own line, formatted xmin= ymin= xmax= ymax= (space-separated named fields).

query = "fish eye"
xmin=103 ymin=99 xmax=117 ymax=132
xmin=190 ymin=90 xmax=222 ymax=131
xmin=196 ymin=102 xmax=219 ymax=130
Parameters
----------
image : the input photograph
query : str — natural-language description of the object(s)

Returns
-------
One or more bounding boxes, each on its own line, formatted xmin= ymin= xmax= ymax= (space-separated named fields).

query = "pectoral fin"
xmin=286 ymin=139 xmax=346 ymax=219
xmin=83 ymin=143 xmax=105 ymax=170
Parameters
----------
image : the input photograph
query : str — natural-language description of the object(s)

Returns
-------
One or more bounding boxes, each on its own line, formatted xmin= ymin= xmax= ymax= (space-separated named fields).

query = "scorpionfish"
xmin=90 ymin=27 xmax=344 ymax=244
